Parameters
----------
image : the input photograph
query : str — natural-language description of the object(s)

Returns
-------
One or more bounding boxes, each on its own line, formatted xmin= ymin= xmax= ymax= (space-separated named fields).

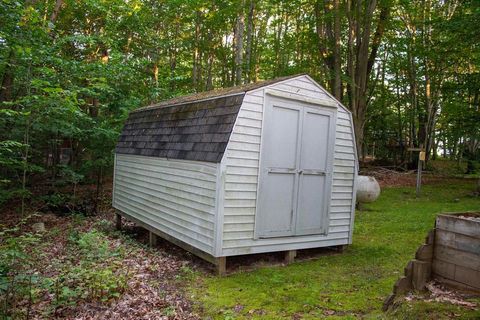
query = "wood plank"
xmin=434 ymin=275 xmax=480 ymax=293
xmin=415 ymin=244 xmax=433 ymax=261
xmin=412 ymin=259 xmax=431 ymax=290
xmin=454 ymin=265 xmax=480 ymax=289
xmin=435 ymin=229 xmax=480 ymax=255
xmin=434 ymin=244 xmax=480 ymax=271
xmin=216 ymin=257 xmax=227 ymax=276
xmin=432 ymin=259 xmax=455 ymax=279
xmin=425 ymin=230 xmax=435 ymax=245
xmin=284 ymin=250 xmax=297 ymax=264
xmin=149 ymin=231 xmax=158 ymax=247
xmin=115 ymin=212 xmax=122 ymax=230
xmin=436 ymin=214 xmax=480 ymax=239
xmin=393 ymin=276 xmax=412 ymax=294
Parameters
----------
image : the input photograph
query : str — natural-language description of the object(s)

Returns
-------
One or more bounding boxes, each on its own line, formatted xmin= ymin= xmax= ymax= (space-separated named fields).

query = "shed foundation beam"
xmin=115 ymin=212 xmax=122 ymax=230
xmin=334 ymin=245 xmax=347 ymax=253
xmin=285 ymin=250 xmax=297 ymax=264
xmin=149 ymin=231 xmax=158 ymax=247
xmin=216 ymin=257 xmax=227 ymax=276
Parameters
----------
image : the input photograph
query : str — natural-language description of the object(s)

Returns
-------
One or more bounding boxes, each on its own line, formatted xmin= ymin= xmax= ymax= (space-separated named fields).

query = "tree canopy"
xmin=1 ymin=0 xmax=479 ymax=207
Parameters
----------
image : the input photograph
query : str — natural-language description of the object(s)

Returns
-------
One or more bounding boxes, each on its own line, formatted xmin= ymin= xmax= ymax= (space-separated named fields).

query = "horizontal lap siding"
xmin=113 ymin=154 xmax=217 ymax=255
xmin=221 ymin=75 xmax=356 ymax=256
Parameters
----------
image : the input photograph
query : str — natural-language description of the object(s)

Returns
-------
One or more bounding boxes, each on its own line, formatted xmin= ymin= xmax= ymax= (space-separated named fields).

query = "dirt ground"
xmin=360 ymin=167 xmax=471 ymax=188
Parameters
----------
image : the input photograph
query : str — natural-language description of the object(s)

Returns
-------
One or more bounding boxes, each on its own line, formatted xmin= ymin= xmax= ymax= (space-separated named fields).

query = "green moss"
xmin=192 ymin=180 xmax=480 ymax=319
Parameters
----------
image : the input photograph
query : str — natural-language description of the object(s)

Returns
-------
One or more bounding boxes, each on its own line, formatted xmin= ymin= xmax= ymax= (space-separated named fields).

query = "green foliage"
xmin=76 ymin=229 xmax=111 ymax=259
xmin=1 ymin=0 xmax=479 ymax=207
xmin=50 ymin=229 xmax=127 ymax=306
xmin=0 ymin=226 xmax=128 ymax=317
xmin=162 ymin=306 xmax=177 ymax=317
xmin=0 ymin=216 xmax=42 ymax=318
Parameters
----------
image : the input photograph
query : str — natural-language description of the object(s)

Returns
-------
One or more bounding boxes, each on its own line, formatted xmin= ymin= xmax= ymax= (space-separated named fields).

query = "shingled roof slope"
xmin=116 ymin=74 xmax=304 ymax=163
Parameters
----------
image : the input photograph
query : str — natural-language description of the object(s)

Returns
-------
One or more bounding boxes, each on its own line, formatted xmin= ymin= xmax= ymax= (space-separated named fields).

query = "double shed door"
xmin=256 ymin=96 xmax=336 ymax=238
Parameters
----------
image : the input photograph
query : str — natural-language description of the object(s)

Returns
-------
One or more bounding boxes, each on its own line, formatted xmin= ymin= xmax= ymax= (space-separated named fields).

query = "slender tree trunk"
xmin=49 ymin=0 xmax=63 ymax=25
xmin=169 ymin=21 xmax=180 ymax=91
xmin=234 ymin=0 xmax=245 ymax=85
xmin=0 ymin=49 xmax=15 ymax=104
xmin=153 ymin=63 xmax=158 ymax=86
xmin=332 ymin=0 xmax=342 ymax=100
xmin=245 ymin=0 xmax=254 ymax=84
xmin=193 ymin=10 xmax=201 ymax=90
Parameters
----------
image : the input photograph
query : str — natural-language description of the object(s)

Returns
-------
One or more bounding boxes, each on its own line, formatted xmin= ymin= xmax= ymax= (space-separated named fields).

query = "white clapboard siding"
xmin=220 ymin=75 xmax=356 ymax=256
xmin=113 ymin=154 xmax=218 ymax=255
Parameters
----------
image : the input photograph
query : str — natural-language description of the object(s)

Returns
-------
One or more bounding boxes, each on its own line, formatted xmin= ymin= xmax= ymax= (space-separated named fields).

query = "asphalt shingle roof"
xmin=115 ymin=75 xmax=303 ymax=163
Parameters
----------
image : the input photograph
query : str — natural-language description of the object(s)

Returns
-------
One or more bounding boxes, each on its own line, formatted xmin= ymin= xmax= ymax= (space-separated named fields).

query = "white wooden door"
xmin=256 ymin=97 xmax=336 ymax=238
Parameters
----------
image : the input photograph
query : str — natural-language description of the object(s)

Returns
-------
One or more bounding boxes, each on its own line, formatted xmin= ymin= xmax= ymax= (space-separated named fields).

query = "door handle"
xmin=299 ymin=170 xmax=326 ymax=175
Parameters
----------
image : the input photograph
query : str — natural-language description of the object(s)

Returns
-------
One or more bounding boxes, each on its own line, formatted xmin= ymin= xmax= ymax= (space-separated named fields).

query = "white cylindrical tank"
xmin=356 ymin=175 xmax=381 ymax=203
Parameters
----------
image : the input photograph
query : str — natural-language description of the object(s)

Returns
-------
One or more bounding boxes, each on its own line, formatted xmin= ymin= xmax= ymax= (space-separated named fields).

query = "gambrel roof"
xmin=115 ymin=75 xmax=303 ymax=162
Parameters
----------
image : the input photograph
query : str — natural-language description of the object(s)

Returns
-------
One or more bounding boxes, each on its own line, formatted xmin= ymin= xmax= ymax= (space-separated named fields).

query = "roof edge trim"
xmin=131 ymin=92 xmax=246 ymax=114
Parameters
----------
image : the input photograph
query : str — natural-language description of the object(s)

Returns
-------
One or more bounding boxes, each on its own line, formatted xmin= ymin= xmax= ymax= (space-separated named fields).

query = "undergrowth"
xmin=0 ymin=217 xmax=128 ymax=318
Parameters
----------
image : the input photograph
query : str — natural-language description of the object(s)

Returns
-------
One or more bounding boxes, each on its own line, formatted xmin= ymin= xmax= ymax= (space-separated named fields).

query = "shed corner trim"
xmin=213 ymin=162 xmax=227 ymax=257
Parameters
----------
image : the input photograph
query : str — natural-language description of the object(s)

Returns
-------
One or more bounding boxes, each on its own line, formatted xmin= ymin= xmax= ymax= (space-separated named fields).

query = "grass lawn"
xmin=194 ymin=180 xmax=480 ymax=319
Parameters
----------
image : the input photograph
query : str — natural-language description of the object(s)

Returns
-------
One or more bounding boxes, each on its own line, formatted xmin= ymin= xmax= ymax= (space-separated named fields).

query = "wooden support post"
xmin=412 ymin=259 xmax=431 ymax=291
xmin=408 ymin=145 xmax=425 ymax=198
xmin=216 ymin=257 xmax=227 ymax=276
xmin=115 ymin=212 xmax=122 ymax=230
xmin=284 ymin=250 xmax=297 ymax=264
xmin=415 ymin=244 xmax=433 ymax=261
xmin=149 ymin=231 xmax=158 ymax=247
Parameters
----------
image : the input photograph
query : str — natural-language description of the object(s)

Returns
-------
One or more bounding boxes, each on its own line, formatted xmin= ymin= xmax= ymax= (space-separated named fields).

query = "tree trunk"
xmin=234 ymin=0 xmax=245 ymax=85
xmin=193 ymin=10 xmax=201 ymax=90
xmin=332 ymin=0 xmax=342 ymax=100
xmin=345 ymin=0 xmax=390 ymax=160
xmin=49 ymin=0 xmax=63 ymax=25
xmin=0 ymin=49 xmax=15 ymax=104
xmin=245 ymin=0 xmax=254 ymax=84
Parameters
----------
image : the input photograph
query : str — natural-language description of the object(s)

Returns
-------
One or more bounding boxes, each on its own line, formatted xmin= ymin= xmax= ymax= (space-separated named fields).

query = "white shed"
xmin=113 ymin=74 xmax=357 ymax=273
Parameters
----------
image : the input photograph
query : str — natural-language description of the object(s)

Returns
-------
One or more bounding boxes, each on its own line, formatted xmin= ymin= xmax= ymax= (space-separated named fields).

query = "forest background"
xmin=1 ymin=0 xmax=479 ymax=210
